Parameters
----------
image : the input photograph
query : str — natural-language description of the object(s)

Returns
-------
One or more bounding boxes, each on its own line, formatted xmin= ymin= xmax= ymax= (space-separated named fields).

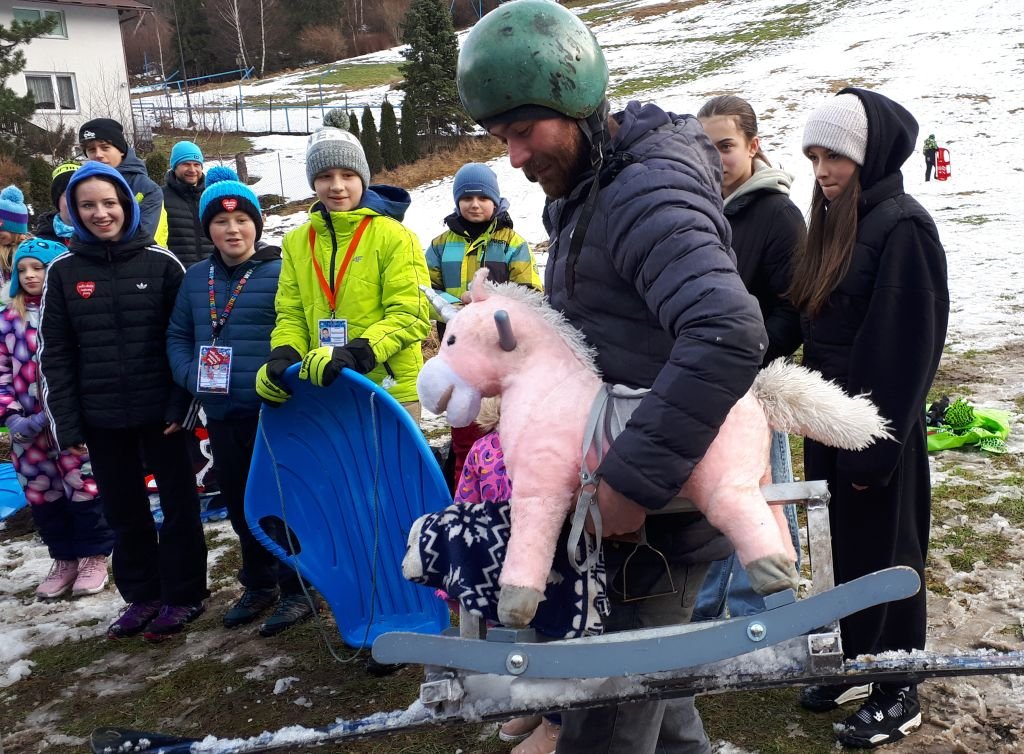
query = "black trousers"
xmin=206 ymin=415 xmax=300 ymax=595
xmin=85 ymin=424 xmax=208 ymax=605
xmin=925 ymin=151 xmax=936 ymax=181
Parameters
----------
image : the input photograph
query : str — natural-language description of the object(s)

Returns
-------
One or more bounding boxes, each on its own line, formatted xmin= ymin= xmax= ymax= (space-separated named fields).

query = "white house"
xmin=0 ymin=0 xmax=148 ymax=134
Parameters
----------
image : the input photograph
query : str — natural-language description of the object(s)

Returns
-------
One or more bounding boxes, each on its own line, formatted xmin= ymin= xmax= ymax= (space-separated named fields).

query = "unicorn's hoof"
xmin=401 ymin=515 xmax=427 ymax=580
xmin=497 ymin=585 xmax=541 ymax=628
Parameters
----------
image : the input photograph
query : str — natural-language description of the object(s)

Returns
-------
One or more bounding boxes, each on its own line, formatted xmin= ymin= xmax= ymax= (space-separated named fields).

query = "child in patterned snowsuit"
xmin=0 ymin=238 xmax=112 ymax=599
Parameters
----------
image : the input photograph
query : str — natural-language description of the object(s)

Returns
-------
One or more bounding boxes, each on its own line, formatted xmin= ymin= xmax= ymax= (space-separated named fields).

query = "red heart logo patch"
xmin=76 ymin=281 xmax=96 ymax=298
xmin=221 ymin=198 xmax=238 ymax=212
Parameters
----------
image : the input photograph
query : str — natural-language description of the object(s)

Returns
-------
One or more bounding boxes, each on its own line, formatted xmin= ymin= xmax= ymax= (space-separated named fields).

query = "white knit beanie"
xmin=802 ymin=93 xmax=868 ymax=166
xmin=305 ymin=127 xmax=371 ymax=189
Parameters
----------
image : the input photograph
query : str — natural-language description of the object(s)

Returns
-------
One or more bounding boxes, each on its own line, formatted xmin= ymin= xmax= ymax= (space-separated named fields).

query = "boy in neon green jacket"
xmin=256 ymin=128 xmax=431 ymax=415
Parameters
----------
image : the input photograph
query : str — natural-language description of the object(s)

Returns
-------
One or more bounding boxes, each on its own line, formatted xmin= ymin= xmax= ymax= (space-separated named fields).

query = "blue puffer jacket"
xmin=166 ymin=242 xmax=282 ymax=419
xmin=544 ymin=101 xmax=767 ymax=512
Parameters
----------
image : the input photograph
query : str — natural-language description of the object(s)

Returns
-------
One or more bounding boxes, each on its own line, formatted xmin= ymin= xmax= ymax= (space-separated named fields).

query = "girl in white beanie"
xmin=789 ymin=88 xmax=949 ymax=749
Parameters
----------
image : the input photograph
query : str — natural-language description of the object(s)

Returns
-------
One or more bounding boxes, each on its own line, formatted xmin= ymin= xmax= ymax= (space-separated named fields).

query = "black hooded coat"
xmin=801 ymin=88 xmax=949 ymax=658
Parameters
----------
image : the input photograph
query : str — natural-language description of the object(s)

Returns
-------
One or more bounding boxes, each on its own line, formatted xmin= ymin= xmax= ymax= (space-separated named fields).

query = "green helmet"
xmin=457 ymin=0 xmax=609 ymax=124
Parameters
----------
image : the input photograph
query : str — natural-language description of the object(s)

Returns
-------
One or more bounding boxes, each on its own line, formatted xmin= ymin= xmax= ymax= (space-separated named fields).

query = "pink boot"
xmin=36 ymin=559 xmax=79 ymax=599
xmin=72 ymin=555 xmax=109 ymax=596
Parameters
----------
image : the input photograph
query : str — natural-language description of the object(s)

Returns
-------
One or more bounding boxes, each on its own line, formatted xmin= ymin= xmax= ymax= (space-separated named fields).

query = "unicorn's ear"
xmin=469 ymin=268 xmax=490 ymax=302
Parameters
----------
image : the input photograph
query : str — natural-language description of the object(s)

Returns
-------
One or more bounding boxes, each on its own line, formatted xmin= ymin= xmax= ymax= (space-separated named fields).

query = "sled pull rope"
xmin=257 ymin=394 xmax=384 ymax=663
xmin=568 ymin=384 xmax=610 ymax=573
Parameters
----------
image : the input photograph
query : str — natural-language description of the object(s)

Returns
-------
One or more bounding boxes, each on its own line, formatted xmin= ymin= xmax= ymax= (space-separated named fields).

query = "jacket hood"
xmin=116 ymin=149 xmax=149 ymax=178
xmin=840 ymin=87 xmax=919 ymax=190
xmin=66 ymin=161 xmax=141 ymax=244
xmin=362 ymin=184 xmax=411 ymax=221
xmin=725 ymin=160 xmax=794 ymax=209
xmin=613 ymin=102 xmax=723 ymax=184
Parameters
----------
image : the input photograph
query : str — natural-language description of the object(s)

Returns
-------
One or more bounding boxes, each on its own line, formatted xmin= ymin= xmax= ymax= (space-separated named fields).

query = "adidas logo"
xmin=82 ymin=130 xmax=96 ymax=139
xmin=136 ymin=282 xmax=148 ymax=290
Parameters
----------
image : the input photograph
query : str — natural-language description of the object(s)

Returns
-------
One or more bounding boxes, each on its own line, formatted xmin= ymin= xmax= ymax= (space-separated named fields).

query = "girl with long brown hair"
xmin=791 ymin=89 xmax=949 ymax=749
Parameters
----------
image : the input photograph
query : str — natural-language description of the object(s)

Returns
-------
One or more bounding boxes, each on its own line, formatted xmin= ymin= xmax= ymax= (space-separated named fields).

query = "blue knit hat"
xmin=453 ymin=163 xmax=501 ymax=209
xmin=65 ymin=161 xmax=140 ymax=243
xmin=0 ymin=185 xmax=29 ymax=235
xmin=170 ymin=140 xmax=204 ymax=169
xmin=9 ymin=237 xmax=66 ymax=297
xmin=199 ymin=166 xmax=263 ymax=241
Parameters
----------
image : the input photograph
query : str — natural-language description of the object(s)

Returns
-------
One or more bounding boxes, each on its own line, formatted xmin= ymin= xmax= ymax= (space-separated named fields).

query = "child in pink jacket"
xmin=0 ymin=238 xmax=112 ymax=599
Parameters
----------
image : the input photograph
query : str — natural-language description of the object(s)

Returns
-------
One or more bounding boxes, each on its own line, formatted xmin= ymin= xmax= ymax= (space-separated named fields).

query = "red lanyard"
xmin=309 ymin=216 xmax=371 ymax=315
xmin=209 ymin=263 xmax=254 ymax=341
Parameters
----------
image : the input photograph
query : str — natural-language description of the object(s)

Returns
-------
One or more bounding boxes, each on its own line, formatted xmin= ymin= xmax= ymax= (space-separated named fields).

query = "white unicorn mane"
xmin=485 ymin=281 xmax=599 ymax=373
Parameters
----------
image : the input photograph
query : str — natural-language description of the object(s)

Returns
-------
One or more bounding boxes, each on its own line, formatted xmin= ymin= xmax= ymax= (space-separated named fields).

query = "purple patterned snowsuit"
xmin=0 ymin=298 xmax=112 ymax=559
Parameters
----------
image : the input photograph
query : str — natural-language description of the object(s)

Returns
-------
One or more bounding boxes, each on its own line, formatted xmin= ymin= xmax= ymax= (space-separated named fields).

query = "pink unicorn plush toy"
xmin=414 ymin=270 xmax=890 ymax=628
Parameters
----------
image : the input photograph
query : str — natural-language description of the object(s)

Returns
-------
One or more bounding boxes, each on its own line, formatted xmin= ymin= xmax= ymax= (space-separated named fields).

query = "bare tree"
xmin=258 ymin=0 xmax=277 ymax=78
xmin=217 ymin=0 xmax=249 ymax=71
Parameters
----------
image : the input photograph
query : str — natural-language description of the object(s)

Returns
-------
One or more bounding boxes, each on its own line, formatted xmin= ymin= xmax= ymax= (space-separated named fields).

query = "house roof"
xmin=39 ymin=0 xmax=152 ymax=10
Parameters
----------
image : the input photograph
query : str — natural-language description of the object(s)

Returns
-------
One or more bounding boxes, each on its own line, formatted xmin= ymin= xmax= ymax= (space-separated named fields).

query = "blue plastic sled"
xmin=245 ymin=364 xmax=451 ymax=648
xmin=0 ymin=462 xmax=28 ymax=521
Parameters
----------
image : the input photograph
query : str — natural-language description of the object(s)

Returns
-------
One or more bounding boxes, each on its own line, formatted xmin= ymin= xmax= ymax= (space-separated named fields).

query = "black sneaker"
xmin=799 ymin=682 xmax=872 ymax=712
xmin=365 ymin=656 xmax=406 ymax=677
xmin=258 ymin=593 xmax=315 ymax=637
xmin=223 ymin=587 xmax=280 ymax=628
xmin=143 ymin=603 xmax=205 ymax=641
xmin=835 ymin=686 xmax=921 ymax=749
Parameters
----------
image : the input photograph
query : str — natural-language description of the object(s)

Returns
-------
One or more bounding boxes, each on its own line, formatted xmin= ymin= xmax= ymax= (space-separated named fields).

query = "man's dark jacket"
xmin=162 ymin=170 xmax=214 ymax=267
xmin=543 ymin=101 xmax=767 ymax=557
xmin=39 ymin=162 xmax=193 ymax=450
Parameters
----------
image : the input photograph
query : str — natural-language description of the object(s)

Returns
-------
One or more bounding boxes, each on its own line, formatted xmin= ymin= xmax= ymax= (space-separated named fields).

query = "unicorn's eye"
xmin=446 ymin=335 xmax=456 ymax=346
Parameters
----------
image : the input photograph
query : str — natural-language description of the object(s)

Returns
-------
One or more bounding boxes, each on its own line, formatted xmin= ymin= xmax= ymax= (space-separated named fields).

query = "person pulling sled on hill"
xmin=922 ymin=133 xmax=938 ymax=181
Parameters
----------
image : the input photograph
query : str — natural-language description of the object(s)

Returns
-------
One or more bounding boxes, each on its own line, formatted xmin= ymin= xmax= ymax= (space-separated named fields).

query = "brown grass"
xmin=628 ymin=0 xmax=710 ymax=21
xmin=375 ymin=137 xmax=508 ymax=191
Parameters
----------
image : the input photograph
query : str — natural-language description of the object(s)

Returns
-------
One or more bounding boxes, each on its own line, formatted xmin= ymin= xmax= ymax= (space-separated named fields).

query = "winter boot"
xmin=35 ymin=559 xmax=79 ymax=599
xmin=365 ymin=656 xmax=405 ymax=677
xmin=799 ymin=682 xmax=872 ymax=712
xmin=72 ymin=555 xmax=109 ymax=596
xmin=107 ymin=600 xmax=162 ymax=639
xmin=258 ymin=593 xmax=315 ymax=637
xmin=835 ymin=685 xmax=921 ymax=748
xmin=143 ymin=603 xmax=206 ymax=641
xmin=223 ymin=587 xmax=280 ymax=628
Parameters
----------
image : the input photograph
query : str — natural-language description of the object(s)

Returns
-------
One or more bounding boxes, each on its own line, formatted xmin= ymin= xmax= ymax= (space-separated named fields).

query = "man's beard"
xmin=522 ymin=126 xmax=590 ymax=199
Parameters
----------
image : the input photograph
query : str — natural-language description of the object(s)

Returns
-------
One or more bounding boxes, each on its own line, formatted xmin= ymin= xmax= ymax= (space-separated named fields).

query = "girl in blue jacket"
xmin=166 ymin=167 xmax=312 ymax=638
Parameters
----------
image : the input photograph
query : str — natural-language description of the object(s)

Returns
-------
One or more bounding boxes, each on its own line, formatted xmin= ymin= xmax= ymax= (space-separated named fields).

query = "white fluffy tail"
xmin=752 ymin=359 xmax=893 ymax=450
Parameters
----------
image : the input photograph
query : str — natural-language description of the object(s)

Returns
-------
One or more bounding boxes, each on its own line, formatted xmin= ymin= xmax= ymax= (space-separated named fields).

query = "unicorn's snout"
xmin=417 ymin=357 xmax=482 ymax=428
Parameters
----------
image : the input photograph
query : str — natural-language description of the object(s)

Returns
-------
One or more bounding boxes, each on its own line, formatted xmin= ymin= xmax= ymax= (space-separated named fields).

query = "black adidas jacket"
xmin=39 ymin=163 xmax=194 ymax=450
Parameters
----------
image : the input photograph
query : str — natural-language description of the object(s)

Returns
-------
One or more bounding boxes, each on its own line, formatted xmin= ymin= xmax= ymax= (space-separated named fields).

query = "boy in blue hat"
xmin=424 ymin=162 xmax=540 ymax=484
xmin=167 ymin=167 xmax=313 ymax=637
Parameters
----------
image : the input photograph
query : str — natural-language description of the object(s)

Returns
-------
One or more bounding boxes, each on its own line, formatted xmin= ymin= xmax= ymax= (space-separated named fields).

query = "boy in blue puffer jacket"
xmin=166 ymin=167 xmax=308 ymax=637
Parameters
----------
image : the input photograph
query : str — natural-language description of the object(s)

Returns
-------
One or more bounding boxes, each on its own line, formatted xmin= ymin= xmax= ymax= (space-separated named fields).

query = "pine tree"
xmin=379 ymin=99 xmax=401 ymax=171
xmin=400 ymin=99 xmax=419 ymax=164
xmin=27 ymin=157 xmax=52 ymax=215
xmin=1 ymin=14 xmax=59 ymax=121
xmin=399 ymin=0 xmax=471 ymax=138
xmin=348 ymin=111 xmax=360 ymax=140
xmin=360 ymin=106 xmax=382 ymax=176
xmin=173 ymin=0 xmax=218 ymax=78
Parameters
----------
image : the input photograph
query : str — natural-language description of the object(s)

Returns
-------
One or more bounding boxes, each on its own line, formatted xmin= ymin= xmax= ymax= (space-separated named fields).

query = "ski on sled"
xmin=89 ymin=644 xmax=1024 ymax=754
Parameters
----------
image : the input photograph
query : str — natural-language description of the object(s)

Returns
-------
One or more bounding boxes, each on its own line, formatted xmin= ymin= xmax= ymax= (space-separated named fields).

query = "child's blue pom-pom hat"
xmin=10 ymin=237 xmax=66 ymax=297
xmin=199 ymin=166 xmax=263 ymax=241
xmin=0 ymin=185 xmax=29 ymax=235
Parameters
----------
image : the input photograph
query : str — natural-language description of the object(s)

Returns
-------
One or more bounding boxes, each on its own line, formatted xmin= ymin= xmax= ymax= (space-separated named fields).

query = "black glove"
xmin=256 ymin=345 xmax=302 ymax=407
xmin=299 ymin=338 xmax=377 ymax=387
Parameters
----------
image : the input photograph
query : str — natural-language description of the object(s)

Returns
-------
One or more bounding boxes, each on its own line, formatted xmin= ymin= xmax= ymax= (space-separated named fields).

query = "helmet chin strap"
xmin=565 ymin=98 xmax=611 ymax=298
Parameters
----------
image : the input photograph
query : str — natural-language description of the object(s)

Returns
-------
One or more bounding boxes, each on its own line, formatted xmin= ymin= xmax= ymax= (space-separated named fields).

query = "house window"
xmin=25 ymin=73 xmax=78 ymax=111
xmin=12 ymin=7 xmax=67 ymax=38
